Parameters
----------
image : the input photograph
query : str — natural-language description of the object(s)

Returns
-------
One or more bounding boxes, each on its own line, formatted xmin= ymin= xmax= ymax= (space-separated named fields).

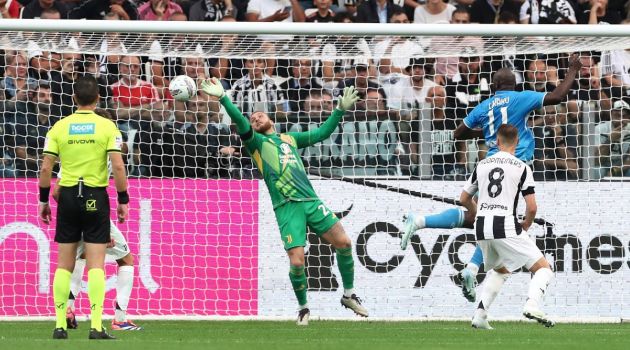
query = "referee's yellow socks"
xmin=88 ymin=268 xmax=105 ymax=331
xmin=53 ymin=268 xmax=72 ymax=329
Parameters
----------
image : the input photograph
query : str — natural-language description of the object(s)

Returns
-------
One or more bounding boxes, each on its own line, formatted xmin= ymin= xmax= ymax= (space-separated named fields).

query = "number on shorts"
xmin=318 ymin=204 xmax=330 ymax=216
xmin=487 ymin=167 xmax=505 ymax=198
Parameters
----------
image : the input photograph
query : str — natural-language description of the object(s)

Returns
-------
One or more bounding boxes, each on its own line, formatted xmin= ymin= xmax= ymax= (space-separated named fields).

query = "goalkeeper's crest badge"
xmin=280 ymin=143 xmax=291 ymax=155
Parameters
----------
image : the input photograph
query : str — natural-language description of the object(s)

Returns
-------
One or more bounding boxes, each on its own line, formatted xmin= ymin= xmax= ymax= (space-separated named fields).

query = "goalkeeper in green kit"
xmin=201 ymin=78 xmax=368 ymax=325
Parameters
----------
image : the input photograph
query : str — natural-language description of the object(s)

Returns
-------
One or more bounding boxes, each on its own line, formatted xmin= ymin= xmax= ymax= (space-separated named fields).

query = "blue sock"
xmin=425 ymin=208 xmax=465 ymax=229
xmin=469 ymin=245 xmax=484 ymax=267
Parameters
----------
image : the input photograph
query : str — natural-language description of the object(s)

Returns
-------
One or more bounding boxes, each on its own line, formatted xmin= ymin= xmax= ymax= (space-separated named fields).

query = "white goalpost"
xmin=0 ymin=20 xmax=629 ymax=322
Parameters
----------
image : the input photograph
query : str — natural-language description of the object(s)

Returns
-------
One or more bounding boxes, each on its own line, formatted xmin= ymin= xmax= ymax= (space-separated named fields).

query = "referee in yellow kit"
xmin=38 ymin=75 xmax=128 ymax=340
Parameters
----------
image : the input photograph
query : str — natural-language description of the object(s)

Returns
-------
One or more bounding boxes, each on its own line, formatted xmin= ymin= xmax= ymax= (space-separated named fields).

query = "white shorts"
xmin=76 ymin=220 xmax=130 ymax=261
xmin=478 ymin=234 xmax=543 ymax=272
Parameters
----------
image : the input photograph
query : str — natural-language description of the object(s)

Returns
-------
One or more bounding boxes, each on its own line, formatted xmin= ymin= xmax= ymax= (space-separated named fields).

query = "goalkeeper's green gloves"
xmin=200 ymin=77 xmax=226 ymax=98
xmin=337 ymin=86 xmax=360 ymax=111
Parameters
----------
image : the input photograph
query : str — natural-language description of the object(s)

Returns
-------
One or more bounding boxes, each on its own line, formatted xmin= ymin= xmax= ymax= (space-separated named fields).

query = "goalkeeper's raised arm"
xmin=288 ymin=86 xmax=359 ymax=149
xmin=201 ymin=78 xmax=359 ymax=147
xmin=200 ymin=78 xmax=252 ymax=136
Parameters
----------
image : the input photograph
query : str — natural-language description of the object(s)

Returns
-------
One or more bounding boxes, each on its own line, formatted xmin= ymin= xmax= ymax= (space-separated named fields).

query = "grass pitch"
xmin=1 ymin=321 xmax=629 ymax=350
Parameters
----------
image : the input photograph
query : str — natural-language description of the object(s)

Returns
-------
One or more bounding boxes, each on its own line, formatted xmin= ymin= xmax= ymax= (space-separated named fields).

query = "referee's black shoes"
xmin=52 ymin=327 xmax=68 ymax=339
xmin=89 ymin=327 xmax=116 ymax=340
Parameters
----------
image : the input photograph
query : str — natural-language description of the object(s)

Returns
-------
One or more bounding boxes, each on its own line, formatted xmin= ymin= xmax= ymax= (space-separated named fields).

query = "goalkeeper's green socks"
xmin=289 ymin=265 xmax=308 ymax=308
xmin=88 ymin=268 xmax=106 ymax=331
xmin=53 ymin=268 xmax=72 ymax=329
xmin=336 ymin=247 xmax=355 ymax=296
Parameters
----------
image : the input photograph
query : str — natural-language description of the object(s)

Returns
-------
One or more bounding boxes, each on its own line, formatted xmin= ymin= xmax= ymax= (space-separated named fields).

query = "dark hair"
xmin=497 ymin=124 xmax=519 ymax=145
xmin=498 ymin=11 xmax=518 ymax=24
xmin=73 ymin=75 xmax=100 ymax=106
xmin=334 ymin=12 xmax=354 ymax=23
xmin=94 ymin=108 xmax=113 ymax=120
xmin=389 ymin=8 xmax=407 ymax=20
xmin=452 ymin=6 xmax=471 ymax=18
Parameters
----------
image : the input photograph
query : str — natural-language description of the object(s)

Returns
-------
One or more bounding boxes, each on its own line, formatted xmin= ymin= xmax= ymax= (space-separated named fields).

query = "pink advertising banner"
xmin=0 ymin=179 xmax=259 ymax=317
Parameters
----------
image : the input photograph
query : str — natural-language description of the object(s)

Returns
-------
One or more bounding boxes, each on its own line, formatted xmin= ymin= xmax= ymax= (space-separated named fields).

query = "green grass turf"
xmin=1 ymin=321 xmax=629 ymax=350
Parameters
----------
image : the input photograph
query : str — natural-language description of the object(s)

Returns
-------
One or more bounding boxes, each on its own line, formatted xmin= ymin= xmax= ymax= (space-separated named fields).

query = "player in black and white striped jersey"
xmin=460 ymin=124 xmax=555 ymax=330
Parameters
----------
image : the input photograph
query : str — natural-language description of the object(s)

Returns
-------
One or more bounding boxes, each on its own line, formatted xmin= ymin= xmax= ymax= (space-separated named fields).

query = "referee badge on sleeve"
xmin=114 ymin=136 xmax=123 ymax=150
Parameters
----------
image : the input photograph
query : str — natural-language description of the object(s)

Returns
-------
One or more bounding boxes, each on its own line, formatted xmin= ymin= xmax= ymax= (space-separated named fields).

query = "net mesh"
xmin=1 ymin=27 xmax=630 ymax=320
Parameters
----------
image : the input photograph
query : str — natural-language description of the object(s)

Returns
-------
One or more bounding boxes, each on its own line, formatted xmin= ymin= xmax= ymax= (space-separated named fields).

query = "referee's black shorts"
xmin=55 ymin=185 xmax=111 ymax=244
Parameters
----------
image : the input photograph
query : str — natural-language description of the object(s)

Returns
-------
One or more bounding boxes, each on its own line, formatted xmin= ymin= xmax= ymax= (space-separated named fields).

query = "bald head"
xmin=493 ymin=68 xmax=516 ymax=91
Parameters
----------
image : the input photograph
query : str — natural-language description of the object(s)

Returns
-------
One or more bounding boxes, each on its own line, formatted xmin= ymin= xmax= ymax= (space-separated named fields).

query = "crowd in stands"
xmin=1 ymin=0 xmax=630 ymax=180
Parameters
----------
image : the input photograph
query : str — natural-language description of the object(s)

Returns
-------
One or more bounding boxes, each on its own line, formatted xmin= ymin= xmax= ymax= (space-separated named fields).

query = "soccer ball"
xmin=169 ymin=75 xmax=197 ymax=101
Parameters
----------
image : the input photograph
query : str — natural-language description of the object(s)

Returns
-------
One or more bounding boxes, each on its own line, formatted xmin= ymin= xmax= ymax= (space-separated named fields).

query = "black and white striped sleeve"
xmin=521 ymin=166 xmax=535 ymax=196
xmin=462 ymin=166 xmax=478 ymax=195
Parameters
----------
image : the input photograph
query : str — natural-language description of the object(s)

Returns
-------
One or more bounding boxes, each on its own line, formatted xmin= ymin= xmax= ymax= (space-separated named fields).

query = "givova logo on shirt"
xmin=69 ymin=123 xmax=95 ymax=135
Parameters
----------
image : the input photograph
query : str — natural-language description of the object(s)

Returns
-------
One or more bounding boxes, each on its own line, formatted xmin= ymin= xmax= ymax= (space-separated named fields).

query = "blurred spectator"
xmin=246 ymin=0 xmax=305 ymax=23
xmin=384 ymin=57 xmax=436 ymax=121
xmin=279 ymin=59 xmax=324 ymax=114
xmin=372 ymin=9 xmax=424 ymax=77
xmin=519 ymin=0 xmax=577 ymax=24
xmin=20 ymin=0 xmax=67 ymax=18
xmin=228 ymin=58 xmax=288 ymax=119
xmin=49 ymin=52 xmax=80 ymax=118
xmin=96 ymin=11 xmax=129 ymax=85
xmin=431 ymin=6 xmax=482 ymax=85
xmin=0 ymin=51 xmax=36 ymax=102
xmin=363 ymin=88 xmax=388 ymax=120
xmin=600 ymin=22 xmax=630 ymax=101
xmin=146 ymin=12 xmax=195 ymax=100
xmin=208 ymin=16 xmax=244 ymax=87
xmin=12 ymin=83 xmax=54 ymax=177
xmin=421 ymin=85 xmax=466 ymax=179
xmin=138 ymin=0 xmax=183 ymax=20
xmin=533 ymin=105 xmax=579 ymax=180
xmin=316 ymin=26 xmax=372 ymax=86
xmin=300 ymin=90 xmax=333 ymax=121
xmin=26 ymin=8 xmax=63 ymax=81
xmin=578 ymin=0 xmax=622 ymax=24
xmin=188 ymin=0 xmax=235 ymax=21
xmin=520 ymin=58 xmax=557 ymax=94
xmin=335 ymin=59 xmax=389 ymax=119
xmin=595 ymin=99 xmax=630 ymax=178
xmin=567 ymin=53 xmax=609 ymax=123
xmin=1 ymin=0 xmax=22 ymax=18
xmin=111 ymin=55 xmax=165 ymax=123
xmin=469 ymin=0 xmax=520 ymax=24
xmin=342 ymin=0 xmax=358 ymax=19
xmin=445 ymin=53 xmax=490 ymax=120
xmin=413 ymin=0 xmax=456 ymax=24
xmin=68 ymin=0 xmax=138 ymax=20
xmin=355 ymin=0 xmax=404 ymax=23
xmin=306 ymin=0 xmax=335 ymax=22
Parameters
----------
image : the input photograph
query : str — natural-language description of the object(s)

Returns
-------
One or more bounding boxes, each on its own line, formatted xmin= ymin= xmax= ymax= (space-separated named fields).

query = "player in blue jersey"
xmin=401 ymin=54 xmax=581 ymax=302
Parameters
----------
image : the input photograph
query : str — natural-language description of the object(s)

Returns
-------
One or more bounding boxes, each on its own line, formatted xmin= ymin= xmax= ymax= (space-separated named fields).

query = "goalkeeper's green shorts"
xmin=274 ymin=199 xmax=339 ymax=250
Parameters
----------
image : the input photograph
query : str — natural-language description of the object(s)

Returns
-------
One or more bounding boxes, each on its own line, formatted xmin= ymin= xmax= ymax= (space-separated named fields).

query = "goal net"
xmin=1 ymin=21 xmax=630 ymax=321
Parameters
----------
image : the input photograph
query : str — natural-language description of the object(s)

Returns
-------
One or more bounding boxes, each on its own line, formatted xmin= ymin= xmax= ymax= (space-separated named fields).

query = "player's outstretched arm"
xmin=201 ymin=78 xmax=252 ymax=136
xmin=543 ymin=53 xmax=582 ymax=106
xmin=289 ymin=86 xmax=360 ymax=148
xmin=453 ymin=122 xmax=483 ymax=140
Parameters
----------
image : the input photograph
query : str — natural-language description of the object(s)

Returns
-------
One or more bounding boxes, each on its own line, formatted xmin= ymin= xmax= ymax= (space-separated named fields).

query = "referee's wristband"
xmin=117 ymin=191 xmax=130 ymax=204
xmin=39 ymin=186 xmax=50 ymax=203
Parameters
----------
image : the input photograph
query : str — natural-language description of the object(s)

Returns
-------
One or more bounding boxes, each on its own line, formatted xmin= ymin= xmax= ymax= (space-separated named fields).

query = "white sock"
xmin=466 ymin=263 xmax=480 ymax=276
xmin=413 ymin=215 xmax=426 ymax=229
xmin=115 ymin=265 xmax=135 ymax=322
xmin=343 ymin=288 xmax=355 ymax=298
xmin=69 ymin=259 xmax=85 ymax=310
xmin=477 ymin=270 xmax=509 ymax=311
xmin=299 ymin=303 xmax=309 ymax=310
xmin=67 ymin=298 xmax=75 ymax=310
xmin=527 ymin=268 xmax=553 ymax=306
